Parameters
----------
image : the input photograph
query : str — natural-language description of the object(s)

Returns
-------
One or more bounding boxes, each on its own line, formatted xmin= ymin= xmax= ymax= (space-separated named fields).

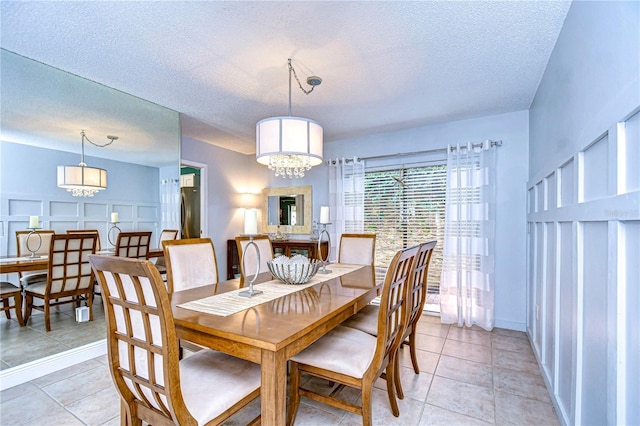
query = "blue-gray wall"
xmin=0 ymin=141 xmax=162 ymax=255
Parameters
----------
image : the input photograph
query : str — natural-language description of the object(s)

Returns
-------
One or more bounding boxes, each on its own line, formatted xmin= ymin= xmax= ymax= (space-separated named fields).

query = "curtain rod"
xmin=359 ymin=139 xmax=502 ymax=162
xmin=327 ymin=139 xmax=502 ymax=164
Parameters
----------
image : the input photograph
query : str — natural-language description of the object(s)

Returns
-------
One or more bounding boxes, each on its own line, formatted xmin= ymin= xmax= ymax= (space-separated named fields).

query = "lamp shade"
xmin=256 ymin=116 xmax=323 ymax=178
xmin=57 ymin=165 xmax=107 ymax=197
xmin=244 ymin=208 xmax=259 ymax=235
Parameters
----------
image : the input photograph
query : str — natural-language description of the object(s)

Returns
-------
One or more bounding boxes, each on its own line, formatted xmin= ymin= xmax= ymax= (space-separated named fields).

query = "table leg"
xmin=261 ymin=349 xmax=288 ymax=425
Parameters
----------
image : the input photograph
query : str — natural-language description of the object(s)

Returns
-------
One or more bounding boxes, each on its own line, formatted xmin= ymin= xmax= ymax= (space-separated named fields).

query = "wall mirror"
xmin=262 ymin=185 xmax=312 ymax=235
xmin=0 ymin=49 xmax=180 ymax=374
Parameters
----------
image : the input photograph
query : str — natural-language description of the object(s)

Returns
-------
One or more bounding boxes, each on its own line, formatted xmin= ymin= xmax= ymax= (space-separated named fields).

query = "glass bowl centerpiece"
xmin=267 ymin=255 xmax=321 ymax=285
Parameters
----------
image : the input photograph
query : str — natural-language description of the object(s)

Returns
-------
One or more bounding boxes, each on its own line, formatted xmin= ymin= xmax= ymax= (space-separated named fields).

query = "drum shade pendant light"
xmin=57 ymin=130 xmax=116 ymax=197
xmin=256 ymin=59 xmax=323 ymax=178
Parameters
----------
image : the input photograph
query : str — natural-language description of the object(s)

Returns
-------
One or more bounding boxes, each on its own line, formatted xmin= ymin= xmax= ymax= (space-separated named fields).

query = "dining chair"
xmin=66 ymin=229 xmax=102 ymax=251
xmin=342 ymin=241 xmax=437 ymax=399
xmin=163 ymin=237 xmax=218 ymax=294
xmin=23 ymin=233 xmax=97 ymax=331
xmin=287 ymin=245 xmax=418 ymax=425
xmin=0 ymin=281 xmax=25 ymax=326
xmin=67 ymin=229 xmax=105 ymax=296
xmin=15 ymin=230 xmax=55 ymax=285
xmin=163 ymin=237 xmax=219 ymax=357
xmin=399 ymin=240 xmax=437 ymax=373
xmin=115 ymin=231 xmax=152 ymax=259
xmin=153 ymin=229 xmax=179 ymax=276
xmin=88 ymin=255 xmax=261 ymax=426
xmin=235 ymin=235 xmax=273 ymax=286
xmin=338 ymin=233 xmax=376 ymax=266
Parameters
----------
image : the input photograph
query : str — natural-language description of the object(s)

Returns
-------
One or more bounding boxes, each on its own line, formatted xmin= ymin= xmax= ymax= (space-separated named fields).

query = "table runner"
xmin=177 ymin=263 xmax=364 ymax=317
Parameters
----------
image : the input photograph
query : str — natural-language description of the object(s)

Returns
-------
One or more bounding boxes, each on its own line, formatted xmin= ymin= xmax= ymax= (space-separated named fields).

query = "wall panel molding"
xmin=527 ymin=106 xmax=639 ymax=425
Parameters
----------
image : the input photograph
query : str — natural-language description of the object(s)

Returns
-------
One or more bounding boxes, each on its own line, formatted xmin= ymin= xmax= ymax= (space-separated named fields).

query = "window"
xmin=356 ymin=164 xmax=446 ymax=312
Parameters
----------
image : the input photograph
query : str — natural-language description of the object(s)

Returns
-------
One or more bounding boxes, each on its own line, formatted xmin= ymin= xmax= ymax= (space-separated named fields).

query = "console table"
xmin=226 ymin=238 xmax=328 ymax=280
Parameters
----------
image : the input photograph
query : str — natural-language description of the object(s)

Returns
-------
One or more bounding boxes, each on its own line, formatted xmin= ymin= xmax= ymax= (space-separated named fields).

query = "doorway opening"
xmin=180 ymin=161 xmax=207 ymax=238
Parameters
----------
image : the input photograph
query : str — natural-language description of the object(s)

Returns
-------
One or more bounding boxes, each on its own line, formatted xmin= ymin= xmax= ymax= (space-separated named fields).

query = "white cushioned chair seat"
xmin=342 ymin=304 xmax=379 ymax=337
xmin=0 ymin=281 xmax=21 ymax=294
xmin=21 ymin=281 xmax=48 ymax=295
xmin=20 ymin=272 xmax=48 ymax=286
xmin=180 ymin=349 xmax=261 ymax=425
xmin=291 ymin=325 xmax=377 ymax=379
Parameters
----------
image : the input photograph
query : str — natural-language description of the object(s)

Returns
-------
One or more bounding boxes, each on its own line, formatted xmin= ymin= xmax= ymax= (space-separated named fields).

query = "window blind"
xmin=355 ymin=163 xmax=446 ymax=311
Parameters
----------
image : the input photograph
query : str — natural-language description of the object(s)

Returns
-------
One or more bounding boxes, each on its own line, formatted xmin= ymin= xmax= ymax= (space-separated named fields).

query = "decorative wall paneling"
xmin=0 ymin=194 xmax=160 ymax=257
xmin=526 ymin=107 xmax=640 ymax=425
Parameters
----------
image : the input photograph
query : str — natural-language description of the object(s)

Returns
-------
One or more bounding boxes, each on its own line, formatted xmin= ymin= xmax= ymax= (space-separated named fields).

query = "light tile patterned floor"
xmin=0 ymin=315 xmax=560 ymax=425
xmin=0 ymin=296 xmax=106 ymax=370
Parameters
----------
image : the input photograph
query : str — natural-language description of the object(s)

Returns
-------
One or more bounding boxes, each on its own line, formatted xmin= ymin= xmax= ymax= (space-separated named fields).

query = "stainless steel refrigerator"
xmin=180 ymin=186 xmax=200 ymax=238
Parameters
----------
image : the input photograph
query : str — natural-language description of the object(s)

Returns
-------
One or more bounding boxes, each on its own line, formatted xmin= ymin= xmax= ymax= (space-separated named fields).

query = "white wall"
xmin=180 ymin=136 xmax=269 ymax=279
xmin=528 ymin=1 xmax=639 ymax=425
xmin=308 ymin=110 xmax=530 ymax=331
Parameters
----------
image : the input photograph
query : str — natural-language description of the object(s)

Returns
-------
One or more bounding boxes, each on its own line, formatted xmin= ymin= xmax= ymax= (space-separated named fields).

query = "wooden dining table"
xmin=171 ymin=264 xmax=381 ymax=425
xmin=0 ymin=248 xmax=164 ymax=275
xmin=0 ymin=256 xmax=49 ymax=274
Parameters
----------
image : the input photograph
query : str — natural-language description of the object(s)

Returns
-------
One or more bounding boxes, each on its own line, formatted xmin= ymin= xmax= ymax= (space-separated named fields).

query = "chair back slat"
xmin=67 ymin=229 xmax=102 ymax=251
xmin=375 ymin=245 xmax=418 ymax=363
xmin=89 ymin=255 xmax=190 ymax=423
xmin=47 ymin=234 xmax=97 ymax=295
xmin=406 ymin=241 xmax=437 ymax=331
xmin=116 ymin=231 xmax=152 ymax=259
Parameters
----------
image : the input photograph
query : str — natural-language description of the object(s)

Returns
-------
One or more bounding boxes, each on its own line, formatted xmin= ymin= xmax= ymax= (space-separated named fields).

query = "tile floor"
xmin=0 ymin=295 xmax=106 ymax=370
xmin=0 ymin=315 xmax=559 ymax=425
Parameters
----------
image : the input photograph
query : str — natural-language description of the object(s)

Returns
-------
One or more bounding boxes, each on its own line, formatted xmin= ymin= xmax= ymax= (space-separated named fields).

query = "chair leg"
xmin=44 ymin=300 xmax=51 ymax=332
xmin=88 ymin=292 xmax=94 ymax=321
xmin=361 ymin=382 xmax=373 ymax=426
xmin=24 ymin=294 xmax=32 ymax=323
xmin=409 ymin=327 xmax=420 ymax=374
xmin=121 ymin=399 xmax=142 ymax=426
xmin=3 ymin=298 xmax=11 ymax=319
xmin=385 ymin=363 xmax=400 ymax=417
xmin=393 ymin=352 xmax=404 ymax=400
xmin=14 ymin=292 xmax=24 ymax=327
xmin=287 ymin=362 xmax=301 ymax=426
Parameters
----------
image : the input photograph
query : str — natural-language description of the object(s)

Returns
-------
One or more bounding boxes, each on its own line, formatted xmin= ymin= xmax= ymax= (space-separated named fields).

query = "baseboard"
xmin=494 ymin=319 xmax=526 ymax=331
xmin=0 ymin=339 xmax=107 ymax=391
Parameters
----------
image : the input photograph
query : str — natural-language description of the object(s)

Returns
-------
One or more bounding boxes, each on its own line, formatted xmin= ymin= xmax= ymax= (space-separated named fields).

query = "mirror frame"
xmin=262 ymin=185 xmax=312 ymax=235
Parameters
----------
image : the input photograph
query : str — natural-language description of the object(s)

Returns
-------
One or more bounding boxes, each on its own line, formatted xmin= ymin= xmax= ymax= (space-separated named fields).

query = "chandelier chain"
xmin=82 ymin=130 xmax=117 ymax=148
xmin=288 ymin=61 xmax=315 ymax=95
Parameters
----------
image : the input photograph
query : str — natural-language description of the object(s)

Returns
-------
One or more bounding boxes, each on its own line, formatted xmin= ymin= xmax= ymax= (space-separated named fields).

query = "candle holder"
xmin=25 ymin=227 xmax=43 ymax=258
xmin=107 ymin=221 xmax=121 ymax=252
xmin=239 ymin=235 xmax=263 ymax=298
xmin=317 ymin=223 xmax=332 ymax=274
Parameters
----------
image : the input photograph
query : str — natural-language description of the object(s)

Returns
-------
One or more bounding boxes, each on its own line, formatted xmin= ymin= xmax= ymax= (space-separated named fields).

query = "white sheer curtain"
xmin=161 ymin=178 xmax=180 ymax=233
xmin=440 ymin=141 xmax=496 ymax=331
xmin=327 ymin=157 xmax=365 ymax=262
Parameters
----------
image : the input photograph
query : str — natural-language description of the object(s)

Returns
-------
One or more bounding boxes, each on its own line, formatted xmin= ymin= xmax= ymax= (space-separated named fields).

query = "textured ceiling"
xmin=0 ymin=1 xmax=571 ymax=156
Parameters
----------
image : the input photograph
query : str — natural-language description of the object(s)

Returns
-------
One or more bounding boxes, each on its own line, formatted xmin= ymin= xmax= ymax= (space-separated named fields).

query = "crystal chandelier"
xmin=256 ymin=59 xmax=323 ymax=178
xmin=57 ymin=130 xmax=116 ymax=197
